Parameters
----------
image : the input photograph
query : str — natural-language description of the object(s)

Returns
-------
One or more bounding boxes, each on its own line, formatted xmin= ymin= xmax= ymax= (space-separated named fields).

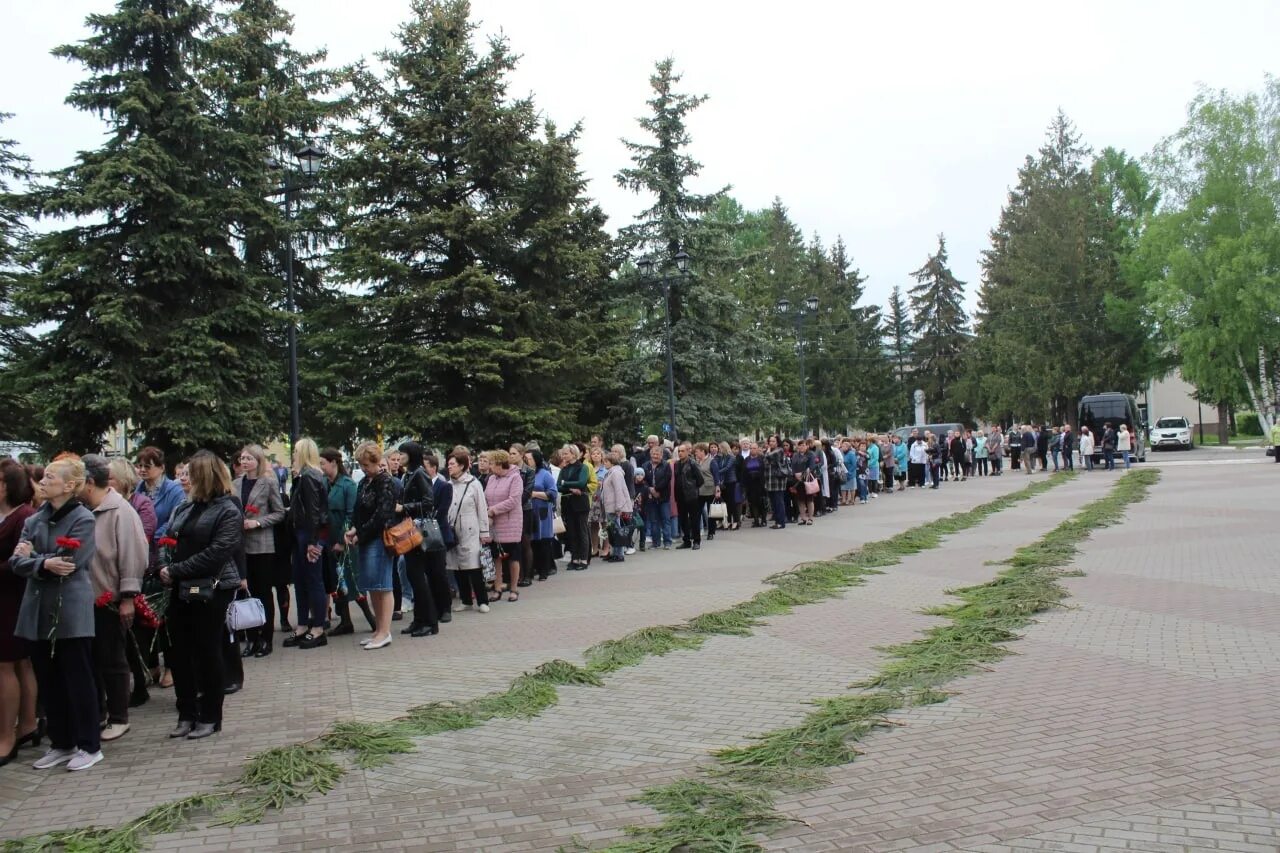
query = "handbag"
xmin=415 ymin=516 xmax=446 ymax=553
xmin=707 ymin=501 xmax=728 ymax=521
xmin=177 ymin=577 xmax=216 ymax=603
xmin=553 ymin=514 xmax=566 ymax=535
xmin=226 ymin=588 xmax=266 ymax=635
xmin=803 ymin=472 xmax=820 ymax=496
xmin=382 ymin=516 xmax=422 ymax=556
xmin=479 ymin=543 xmax=497 ymax=583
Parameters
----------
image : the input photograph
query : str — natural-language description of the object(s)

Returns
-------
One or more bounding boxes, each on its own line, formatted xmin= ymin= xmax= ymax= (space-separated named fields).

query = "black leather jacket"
xmin=674 ymin=458 xmax=704 ymax=504
xmin=167 ymin=495 xmax=243 ymax=588
xmin=352 ymin=472 xmax=397 ymax=545
xmin=290 ymin=468 xmax=330 ymax=541
xmin=399 ymin=467 xmax=435 ymax=519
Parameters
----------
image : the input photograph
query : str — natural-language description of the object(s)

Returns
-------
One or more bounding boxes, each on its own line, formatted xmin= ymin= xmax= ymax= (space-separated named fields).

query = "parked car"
xmin=1152 ymin=416 xmax=1193 ymax=450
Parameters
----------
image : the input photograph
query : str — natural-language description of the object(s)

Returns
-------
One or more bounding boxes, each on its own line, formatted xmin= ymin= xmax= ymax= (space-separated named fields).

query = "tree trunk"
xmin=1217 ymin=403 xmax=1230 ymax=445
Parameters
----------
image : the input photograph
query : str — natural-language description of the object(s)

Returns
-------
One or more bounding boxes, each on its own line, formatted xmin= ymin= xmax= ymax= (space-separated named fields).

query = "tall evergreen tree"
xmin=966 ymin=113 xmax=1150 ymax=426
xmin=909 ymin=234 xmax=969 ymax=422
xmin=0 ymin=119 xmax=34 ymax=440
xmin=884 ymin=285 xmax=914 ymax=425
xmin=614 ymin=59 xmax=783 ymax=438
xmin=324 ymin=0 xmax=616 ymax=448
xmin=803 ymin=237 xmax=894 ymax=432
xmin=13 ymin=0 xmax=293 ymax=458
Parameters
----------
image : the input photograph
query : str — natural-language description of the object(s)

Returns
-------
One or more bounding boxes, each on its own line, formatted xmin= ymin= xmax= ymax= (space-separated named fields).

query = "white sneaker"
xmin=478 ymin=604 xmax=490 ymax=614
xmin=100 ymin=723 xmax=130 ymax=742
xmin=67 ymin=749 xmax=104 ymax=772
xmin=625 ymin=547 xmax=636 ymax=556
xmin=33 ymin=748 xmax=75 ymax=770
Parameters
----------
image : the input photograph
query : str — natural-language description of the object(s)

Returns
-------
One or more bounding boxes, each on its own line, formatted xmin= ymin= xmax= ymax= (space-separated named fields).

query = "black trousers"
xmin=678 ymin=500 xmax=701 ymax=545
xmin=700 ymin=495 xmax=716 ymax=537
xmin=245 ymin=553 xmax=276 ymax=644
xmin=723 ymin=486 xmax=741 ymax=525
xmin=908 ymin=462 xmax=925 ymax=487
xmin=403 ymin=548 xmax=439 ymax=630
xmin=455 ymin=568 xmax=488 ymax=606
xmin=92 ymin=607 xmax=130 ymax=725
xmin=222 ymin=613 xmax=243 ymax=688
xmin=532 ymin=538 xmax=555 ymax=579
xmin=426 ymin=550 xmax=451 ymax=617
xmin=169 ymin=588 xmax=233 ymax=725
xmin=563 ymin=507 xmax=590 ymax=564
xmin=33 ymin=637 xmax=100 ymax=753
xmin=746 ymin=478 xmax=767 ymax=524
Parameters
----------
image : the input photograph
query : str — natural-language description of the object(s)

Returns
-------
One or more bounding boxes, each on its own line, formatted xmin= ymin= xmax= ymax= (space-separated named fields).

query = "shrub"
xmin=1236 ymin=412 xmax=1263 ymax=436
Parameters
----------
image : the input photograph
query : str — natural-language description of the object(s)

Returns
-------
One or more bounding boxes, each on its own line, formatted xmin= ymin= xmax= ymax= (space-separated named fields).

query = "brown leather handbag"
xmin=382 ymin=517 xmax=422 ymax=556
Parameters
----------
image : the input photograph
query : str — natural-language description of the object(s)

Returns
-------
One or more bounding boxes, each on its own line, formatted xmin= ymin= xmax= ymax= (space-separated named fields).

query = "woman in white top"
xmin=1079 ymin=428 xmax=1096 ymax=471
xmin=1117 ymin=425 xmax=1133 ymax=469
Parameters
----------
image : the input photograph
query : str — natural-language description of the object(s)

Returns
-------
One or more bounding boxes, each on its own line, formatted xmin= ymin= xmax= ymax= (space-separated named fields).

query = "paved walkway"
xmin=0 ymin=469 xmax=1041 ymax=842
xmin=7 ymin=460 xmax=1275 ymax=853
xmin=763 ymin=459 xmax=1280 ymax=852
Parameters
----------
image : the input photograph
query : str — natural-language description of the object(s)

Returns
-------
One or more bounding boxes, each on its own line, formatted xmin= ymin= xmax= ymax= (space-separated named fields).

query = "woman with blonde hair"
xmin=556 ymin=444 xmax=590 ymax=570
xmin=233 ymin=445 xmax=287 ymax=657
xmin=483 ymin=450 xmax=524 ymax=601
xmin=12 ymin=458 xmax=102 ymax=769
xmin=284 ymin=438 xmax=330 ymax=650
xmin=344 ymin=442 xmax=398 ymax=649
xmin=160 ymin=451 xmax=242 ymax=739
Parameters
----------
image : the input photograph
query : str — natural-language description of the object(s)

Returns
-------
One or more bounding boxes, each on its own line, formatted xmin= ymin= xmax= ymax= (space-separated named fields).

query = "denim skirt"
xmin=358 ymin=541 xmax=395 ymax=592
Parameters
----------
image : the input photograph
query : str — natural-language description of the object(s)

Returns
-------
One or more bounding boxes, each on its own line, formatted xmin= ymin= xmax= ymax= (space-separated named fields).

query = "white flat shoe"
xmin=359 ymin=637 xmax=372 ymax=646
xmin=365 ymin=636 xmax=392 ymax=650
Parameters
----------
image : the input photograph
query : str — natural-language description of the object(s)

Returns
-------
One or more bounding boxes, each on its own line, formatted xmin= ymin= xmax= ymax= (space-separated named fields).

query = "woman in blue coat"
xmin=526 ymin=450 xmax=559 ymax=581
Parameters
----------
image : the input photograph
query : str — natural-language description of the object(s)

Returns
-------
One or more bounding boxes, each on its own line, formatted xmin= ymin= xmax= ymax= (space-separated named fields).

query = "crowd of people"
xmin=0 ymin=422 xmax=1114 ymax=773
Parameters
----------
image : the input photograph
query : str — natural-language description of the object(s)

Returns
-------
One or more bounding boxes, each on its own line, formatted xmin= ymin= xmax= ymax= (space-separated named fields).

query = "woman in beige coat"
xmin=232 ymin=446 xmax=286 ymax=657
xmin=79 ymin=455 xmax=148 ymax=743
xmin=444 ymin=450 xmax=491 ymax=613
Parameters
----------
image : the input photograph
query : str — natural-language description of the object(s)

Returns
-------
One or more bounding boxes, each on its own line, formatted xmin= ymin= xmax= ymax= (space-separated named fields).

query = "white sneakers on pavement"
xmin=33 ymin=748 xmax=74 ymax=770
xmin=100 ymin=723 xmax=130 ymax=742
xmin=67 ymin=749 xmax=104 ymax=771
xmin=478 ymin=604 xmax=490 ymax=613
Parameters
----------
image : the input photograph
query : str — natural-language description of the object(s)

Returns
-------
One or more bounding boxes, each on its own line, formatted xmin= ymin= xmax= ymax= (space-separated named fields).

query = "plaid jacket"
xmin=764 ymin=449 xmax=790 ymax=492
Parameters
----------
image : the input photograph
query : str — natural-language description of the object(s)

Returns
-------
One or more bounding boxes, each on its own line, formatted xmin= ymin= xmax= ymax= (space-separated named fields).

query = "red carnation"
xmin=55 ymin=537 xmax=82 ymax=551
xmin=157 ymin=537 xmax=178 ymax=548
xmin=356 ymin=594 xmax=367 ymax=603
xmin=94 ymin=591 xmax=114 ymax=608
xmin=245 ymin=505 xmax=260 ymax=516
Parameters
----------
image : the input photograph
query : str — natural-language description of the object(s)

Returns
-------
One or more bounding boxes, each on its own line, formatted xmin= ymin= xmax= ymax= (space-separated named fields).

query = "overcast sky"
xmin=4 ymin=1 xmax=1277 ymax=311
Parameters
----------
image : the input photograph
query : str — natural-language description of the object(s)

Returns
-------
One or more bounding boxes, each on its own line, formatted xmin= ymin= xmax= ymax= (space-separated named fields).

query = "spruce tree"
xmin=12 ymin=0 xmax=303 ymax=458
xmin=615 ymin=61 xmax=785 ymax=439
xmin=909 ymin=234 xmax=970 ymax=422
xmin=803 ymin=237 xmax=894 ymax=432
xmin=324 ymin=0 xmax=616 ymax=448
xmin=884 ymin=285 xmax=914 ymax=425
xmin=969 ymin=113 xmax=1149 ymax=425
xmin=0 ymin=120 xmax=34 ymax=441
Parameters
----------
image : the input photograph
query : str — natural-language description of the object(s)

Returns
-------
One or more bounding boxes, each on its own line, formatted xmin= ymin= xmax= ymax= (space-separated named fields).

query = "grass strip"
xmin=600 ymin=468 xmax=1158 ymax=852
xmin=5 ymin=474 xmax=1073 ymax=852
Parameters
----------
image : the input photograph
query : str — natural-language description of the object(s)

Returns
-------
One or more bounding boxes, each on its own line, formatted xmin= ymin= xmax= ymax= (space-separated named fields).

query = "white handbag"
xmin=553 ymin=515 xmax=566 ymax=535
xmin=707 ymin=501 xmax=728 ymax=521
xmin=226 ymin=589 xmax=266 ymax=638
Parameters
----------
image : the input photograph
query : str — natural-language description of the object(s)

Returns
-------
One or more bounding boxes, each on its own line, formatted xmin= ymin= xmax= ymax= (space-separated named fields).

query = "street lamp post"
xmin=268 ymin=142 xmax=326 ymax=451
xmin=777 ymin=295 xmax=818 ymax=437
xmin=638 ymin=250 xmax=691 ymax=443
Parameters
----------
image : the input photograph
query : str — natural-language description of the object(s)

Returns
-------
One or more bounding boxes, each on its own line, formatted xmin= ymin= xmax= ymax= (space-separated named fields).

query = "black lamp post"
xmin=267 ymin=142 xmax=327 ymax=451
xmin=777 ymin=295 xmax=818 ymax=437
xmin=638 ymin=249 xmax=691 ymax=443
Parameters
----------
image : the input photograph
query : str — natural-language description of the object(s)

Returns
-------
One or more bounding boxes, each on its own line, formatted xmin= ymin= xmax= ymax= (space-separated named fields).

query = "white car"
xmin=1152 ymin=416 xmax=1193 ymax=450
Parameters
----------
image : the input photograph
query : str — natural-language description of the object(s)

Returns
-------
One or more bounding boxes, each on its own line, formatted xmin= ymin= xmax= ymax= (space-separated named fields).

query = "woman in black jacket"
xmin=394 ymin=442 xmax=439 ymax=638
xmin=284 ymin=439 xmax=329 ymax=650
xmin=345 ymin=443 xmax=398 ymax=650
xmin=161 ymin=451 xmax=243 ymax=740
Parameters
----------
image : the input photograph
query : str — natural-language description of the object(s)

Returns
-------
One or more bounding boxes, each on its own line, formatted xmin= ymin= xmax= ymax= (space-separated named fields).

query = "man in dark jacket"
xmin=948 ymin=432 xmax=967 ymax=481
xmin=642 ymin=448 xmax=673 ymax=550
xmin=1035 ymin=426 xmax=1050 ymax=472
xmin=673 ymin=442 xmax=705 ymax=550
xmin=1060 ymin=425 xmax=1075 ymax=471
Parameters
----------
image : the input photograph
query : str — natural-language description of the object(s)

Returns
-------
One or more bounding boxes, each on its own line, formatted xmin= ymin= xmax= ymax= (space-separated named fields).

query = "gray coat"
xmin=444 ymin=474 xmax=490 ymax=571
xmin=11 ymin=499 xmax=98 ymax=642
xmin=232 ymin=475 xmax=286 ymax=555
